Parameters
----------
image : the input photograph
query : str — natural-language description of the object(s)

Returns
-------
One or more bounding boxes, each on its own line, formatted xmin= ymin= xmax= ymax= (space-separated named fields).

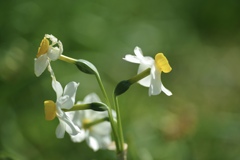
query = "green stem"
xmin=95 ymin=74 xmax=111 ymax=107
xmin=84 ymin=117 xmax=109 ymax=129
xmin=62 ymin=104 xmax=90 ymax=112
xmin=117 ymin=150 xmax=127 ymax=160
xmin=113 ymin=95 xmax=124 ymax=152
xmin=106 ymin=106 xmax=120 ymax=153
xmin=59 ymin=55 xmax=77 ymax=64
xmin=94 ymin=74 xmax=121 ymax=152
xmin=112 ymin=68 xmax=151 ymax=159
xmin=128 ymin=68 xmax=151 ymax=84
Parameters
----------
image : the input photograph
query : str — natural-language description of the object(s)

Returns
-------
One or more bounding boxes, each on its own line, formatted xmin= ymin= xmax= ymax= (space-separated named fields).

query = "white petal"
xmin=55 ymin=120 xmax=66 ymax=138
xmin=66 ymin=111 xmax=82 ymax=127
xmin=100 ymin=136 xmax=112 ymax=148
xmin=59 ymin=82 xmax=79 ymax=109
xmin=57 ymin=95 xmax=73 ymax=110
xmin=84 ymin=110 xmax=95 ymax=119
xmin=63 ymin=82 xmax=79 ymax=99
xmin=71 ymin=132 xmax=86 ymax=143
xmin=57 ymin=111 xmax=81 ymax=136
xmin=137 ymin=63 xmax=152 ymax=87
xmin=123 ymin=54 xmax=140 ymax=63
xmin=161 ymin=84 xmax=173 ymax=96
xmin=149 ymin=67 xmax=161 ymax=96
xmin=149 ymin=67 xmax=173 ymax=96
xmin=138 ymin=76 xmax=151 ymax=87
xmin=87 ymin=136 xmax=99 ymax=151
xmin=47 ymin=47 xmax=61 ymax=61
xmin=65 ymin=111 xmax=75 ymax=120
xmin=76 ymin=100 xmax=83 ymax=105
xmin=45 ymin=34 xmax=63 ymax=60
xmin=65 ymin=120 xmax=81 ymax=135
xmin=45 ymin=34 xmax=58 ymax=45
xmin=92 ymin=121 xmax=111 ymax=136
xmin=83 ymin=93 xmax=101 ymax=103
xmin=58 ymin=40 xmax=63 ymax=55
xmin=89 ymin=132 xmax=111 ymax=149
xmin=134 ymin=46 xmax=144 ymax=59
xmin=137 ymin=62 xmax=150 ymax=74
xmin=34 ymin=55 xmax=49 ymax=77
xmin=140 ymin=56 xmax=154 ymax=65
xmin=52 ymin=80 xmax=63 ymax=99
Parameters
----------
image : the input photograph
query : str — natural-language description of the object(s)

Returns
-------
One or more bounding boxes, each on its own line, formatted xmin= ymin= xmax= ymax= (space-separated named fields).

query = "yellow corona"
xmin=44 ymin=100 xmax=56 ymax=120
xmin=155 ymin=53 xmax=172 ymax=73
xmin=36 ymin=37 xmax=49 ymax=58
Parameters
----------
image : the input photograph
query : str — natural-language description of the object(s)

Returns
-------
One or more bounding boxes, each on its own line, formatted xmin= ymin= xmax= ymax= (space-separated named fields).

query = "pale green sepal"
xmin=63 ymin=102 xmax=108 ymax=112
xmin=90 ymin=102 xmax=108 ymax=111
xmin=114 ymin=68 xmax=151 ymax=96
xmin=114 ymin=80 xmax=132 ymax=96
xmin=75 ymin=59 xmax=99 ymax=75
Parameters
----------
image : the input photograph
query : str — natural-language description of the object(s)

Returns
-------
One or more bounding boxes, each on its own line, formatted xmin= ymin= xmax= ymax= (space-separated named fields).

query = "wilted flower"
xmin=123 ymin=46 xmax=172 ymax=96
xmin=34 ymin=34 xmax=63 ymax=77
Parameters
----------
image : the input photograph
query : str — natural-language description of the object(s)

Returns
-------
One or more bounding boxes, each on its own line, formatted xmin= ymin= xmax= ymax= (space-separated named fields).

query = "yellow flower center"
xmin=36 ymin=37 xmax=49 ymax=58
xmin=44 ymin=100 xmax=56 ymax=121
xmin=155 ymin=53 xmax=172 ymax=73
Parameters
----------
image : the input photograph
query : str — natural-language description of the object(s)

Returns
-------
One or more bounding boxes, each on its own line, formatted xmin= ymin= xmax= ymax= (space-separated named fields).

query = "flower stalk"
xmin=113 ymin=96 xmax=125 ymax=153
xmin=59 ymin=55 xmax=77 ymax=64
xmin=83 ymin=117 xmax=110 ymax=129
xmin=128 ymin=68 xmax=151 ymax=84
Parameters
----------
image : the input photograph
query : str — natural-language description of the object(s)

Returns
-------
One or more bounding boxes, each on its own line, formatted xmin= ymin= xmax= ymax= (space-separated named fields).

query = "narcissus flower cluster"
xmin=34 ymin=34 xmax=173 ymax=157
xmin=37 ymin=35 xmax=113 ymax=151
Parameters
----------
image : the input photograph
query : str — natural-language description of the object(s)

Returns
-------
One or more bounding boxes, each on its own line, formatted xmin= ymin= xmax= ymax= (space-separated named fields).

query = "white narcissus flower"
xmin=123 ymin=46 xmax=172 ymax=96
xmin=44 ymin=80 xmax=81 ymax=138
xmin=34 ymin=34 xmax=63 ymax=77
xmin=69 ymin=93 xmax=112 ymax=151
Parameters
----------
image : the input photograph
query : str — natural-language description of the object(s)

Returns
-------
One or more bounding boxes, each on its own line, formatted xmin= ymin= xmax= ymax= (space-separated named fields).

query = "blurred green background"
xmin=1 ymin=0 xmax=240 ymax=159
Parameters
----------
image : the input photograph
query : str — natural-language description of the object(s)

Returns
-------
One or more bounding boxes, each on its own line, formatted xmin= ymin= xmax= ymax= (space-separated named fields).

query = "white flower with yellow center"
xmin=123 ymin=46 xmax=172 ymax=96
xmin=34 ymin=34 xmax=63 ymax=77
xmin=44 ymin=79 xmax=81 ymax=138
xmin=69 ymin=93 xmax=112 ymax=151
